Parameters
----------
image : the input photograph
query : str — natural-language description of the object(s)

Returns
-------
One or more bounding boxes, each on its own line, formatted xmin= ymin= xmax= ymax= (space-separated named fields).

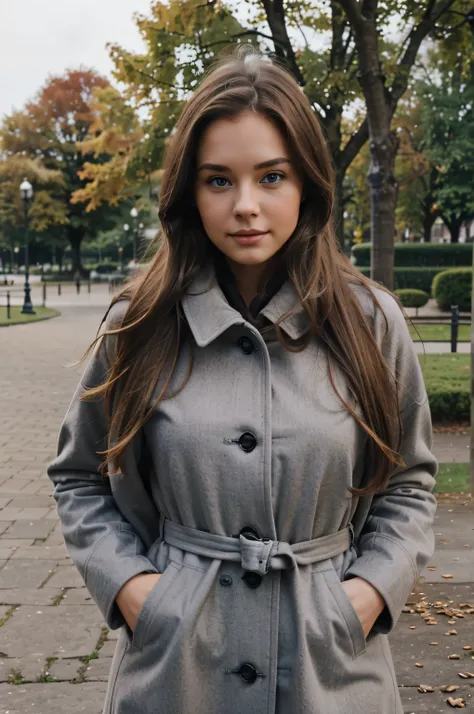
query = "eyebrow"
xmin=197 ymin=157 xmax=292 ymax=172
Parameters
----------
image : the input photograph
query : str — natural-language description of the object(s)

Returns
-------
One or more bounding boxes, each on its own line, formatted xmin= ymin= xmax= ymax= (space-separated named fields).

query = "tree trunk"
xmin=444 ymin=218 xmax=462 ymax=243
xmin=334 ymin=169 xmax=345 ymax=251
xmin=68 ymin=228 xmax=86 ymax=275
xmin=422 ymin=210 xmax=436 ymax=243
xmin=368 ymin=131 xmax=399 ymax=289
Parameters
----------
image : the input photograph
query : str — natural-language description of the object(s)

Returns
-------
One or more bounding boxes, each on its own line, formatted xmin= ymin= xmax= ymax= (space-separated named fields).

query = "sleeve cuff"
xmin=83 ymin=526 xmax=158 ymax=629
xmin=344 ymin=534 xmax=417 ymax=635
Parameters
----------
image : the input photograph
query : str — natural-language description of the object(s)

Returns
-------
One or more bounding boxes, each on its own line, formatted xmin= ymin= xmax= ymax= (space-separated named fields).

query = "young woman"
xmin=47 ymin=46 xmax=438 ymax=714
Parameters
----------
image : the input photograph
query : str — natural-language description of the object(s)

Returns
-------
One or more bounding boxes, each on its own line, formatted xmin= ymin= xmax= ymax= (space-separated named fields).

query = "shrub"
xmin=351 ymin=242 xmax=473 ymax=267
xmin=419 ymin=354 xmax=470 ymax=423
xmin=356 ymin=267 xmax=446 ymax=295
xmin=432 ymin=268 xmax=472 ymax=312
xmin=394 ymin=289 xmax=429 ymax=309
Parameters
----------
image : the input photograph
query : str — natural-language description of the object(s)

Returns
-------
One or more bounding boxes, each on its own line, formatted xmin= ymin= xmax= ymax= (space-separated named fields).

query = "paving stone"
xmin=10 ymin=545 xmax=69 ymax=561
xmin=0 ymin=605 xmax=10 ymax=620
xmin=399 ymin=684 xmax=473 ymax=712
xmin=0 ymin=499 xmax=12 ymax=509
xmin=0 ymin=681 xmax=107 ymax=713
xmin=48 ymin=657 xmax=83 ymax=682
xmin=0 ymin=655 xmax=46 ymax=683
xmin=0 ymin=523 xmax=13 ymax=536
xmin=0 ymin=605 xmax=104 ymax=658
xmin=98 ymin=639 xmax=117 ymax=657
xmin=0 ymin=509 xmax=23 ymax=521
xmin=4 ymin=520 xmax=55 ymax=540
xmin=0 ymin=551 xmax=14 ymax=561
xmin=84 ymin=656 xmax=113 ymax=681
xmin=0 ymin=560 xmax=55 ymax=589
xmin=0 ymin=539 xmax=34 ymax=551
xmin=46 ymin=566 xmax=84 ymax=589
xmin=58 ymin=588 xmax=95 ymax=606
xmin=0 ymin=588 xmax=63 ymax=606
xmin=7 ymin=496 xmax=53 ymax=509
xmin=390 ymin=582 xmax=474 ymax=688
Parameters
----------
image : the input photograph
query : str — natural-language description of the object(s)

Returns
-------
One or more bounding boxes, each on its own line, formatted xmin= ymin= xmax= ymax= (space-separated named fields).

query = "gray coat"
xmin=47 ymin=262 xmax=438 ymax=714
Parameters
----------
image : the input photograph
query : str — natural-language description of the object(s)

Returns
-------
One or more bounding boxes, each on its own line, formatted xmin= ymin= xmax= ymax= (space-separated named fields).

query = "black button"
xmin=239 ymin=525 xmax=260 ymax=539
xmin=242 ymin=571 xmax=263 ymax=589
xmin=239 ymin=432 xmax=257 ymax=452
xmin=238 ymin=663 xmax=258 ymax=684
xmin=219 ymin=574 xmax=233 ymax=586
xmin=238 ymin=336 xmax=254 ymax=354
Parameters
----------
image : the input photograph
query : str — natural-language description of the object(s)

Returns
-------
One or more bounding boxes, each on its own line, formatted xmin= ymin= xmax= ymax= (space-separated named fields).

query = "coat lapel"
xmin=181 ymin=261 xmax=310 ymax=347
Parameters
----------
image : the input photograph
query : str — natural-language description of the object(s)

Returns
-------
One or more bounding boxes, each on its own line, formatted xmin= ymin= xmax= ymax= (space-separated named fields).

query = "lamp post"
xmin=130 ymin=206 xmax=138 ymax=262
xmin=19 ymin=178 xmax=35 ymax=314
xmin=123 ymin=223 xmax=130 ymax=270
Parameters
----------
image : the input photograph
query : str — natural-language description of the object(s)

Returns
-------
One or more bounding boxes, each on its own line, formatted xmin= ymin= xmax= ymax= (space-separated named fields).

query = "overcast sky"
xmin=0 ymin=0 xmax=152 ymax=120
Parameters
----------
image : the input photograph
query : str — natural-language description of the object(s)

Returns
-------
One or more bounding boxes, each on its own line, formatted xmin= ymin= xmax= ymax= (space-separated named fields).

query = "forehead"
xmin=196 ymin=111 xmax=289 ymax=163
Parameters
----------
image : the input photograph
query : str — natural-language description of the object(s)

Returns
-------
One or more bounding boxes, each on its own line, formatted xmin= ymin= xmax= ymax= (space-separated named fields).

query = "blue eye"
xmin=262 ymin=172 xmax=284 ymax=184
xmin=208 ymin=177 xmax=229 ymax=188
xmin=207 ymin=172 xmax=285 ymax=187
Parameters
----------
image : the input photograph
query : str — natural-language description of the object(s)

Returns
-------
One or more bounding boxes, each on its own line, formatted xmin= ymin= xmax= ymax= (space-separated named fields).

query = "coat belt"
xmin=163 ymin=519 xmax=353 ymax=576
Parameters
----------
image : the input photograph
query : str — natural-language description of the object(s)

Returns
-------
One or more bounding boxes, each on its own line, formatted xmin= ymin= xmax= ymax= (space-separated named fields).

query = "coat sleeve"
xmin=47 ymin=300 xmax=158 ymax=630
xmin=344 ymin=288 xmax=438 ymax=635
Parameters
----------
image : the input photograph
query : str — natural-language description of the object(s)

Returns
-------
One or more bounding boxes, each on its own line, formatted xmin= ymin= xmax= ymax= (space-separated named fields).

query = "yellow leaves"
xmin=72 ymin=158 xmax=131 ymax=212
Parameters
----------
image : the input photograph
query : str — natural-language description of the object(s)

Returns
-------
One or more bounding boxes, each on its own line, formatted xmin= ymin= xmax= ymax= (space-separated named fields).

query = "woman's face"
xmin=194 ymin=110 xmax=304 ymax=274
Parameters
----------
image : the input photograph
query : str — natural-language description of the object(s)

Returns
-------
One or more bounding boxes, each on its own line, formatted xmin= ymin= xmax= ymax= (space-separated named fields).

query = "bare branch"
xmin=391 ymin=0 xmax=458 ymax=106
xmin=340 ymin=116 xmax=369 ymax=173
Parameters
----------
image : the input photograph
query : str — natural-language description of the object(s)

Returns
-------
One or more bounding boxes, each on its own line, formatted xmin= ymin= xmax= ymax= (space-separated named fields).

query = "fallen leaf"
xmin=430 ymin=642 xmax=439 ymax=645
xmin=441 ymin=685 xmax=459 ymax=692
xmin=427 ymin=567 xmax=437 ymax=571
xmin=446 ymin=696 xmax=465 ymax=707
xmin=448 ymin=619 xmax=457 ymax=624
xmin=417 ymin=684 xmax=435 ymax=693
xmin=415 ymin=662 xmax=424 ymax=667
xmin=442 ymin=574 xmax=454 ymax=579
xmin=440 ymin=539 xmax=449 ymax=544
xmin=448 ymin=654 xmax=460 ymax=660
xmin=458 ymin=673 xmax=470 ymax=679
xmin=462 ymin=646 xmax=472 ymax=650
xmin=446 ymin=630 xmax=458 ymax=635
xmin=409 ymin=626 xmax=416 ymax=630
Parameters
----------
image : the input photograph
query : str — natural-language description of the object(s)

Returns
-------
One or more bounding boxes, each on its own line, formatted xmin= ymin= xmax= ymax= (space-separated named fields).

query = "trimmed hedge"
xmin=357 ymin=266 xmax=445 ymax=294
xmin=432 ymin=268 xmax=472 ymax=311
xmin=419 ymin=354 xmax=470 ymax=424
xmin=351 ymin=242 xmax=473 ymax=267
xmin=395 ymin=289 xmax=429 ymax=308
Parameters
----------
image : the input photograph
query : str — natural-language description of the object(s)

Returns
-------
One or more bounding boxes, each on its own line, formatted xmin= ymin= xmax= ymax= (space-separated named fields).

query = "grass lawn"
xmin=409 ymin=322 xmax=470 ymax=342
xmin=0 ymin=305 xmax=60 ymax=326
xmin=435 ymin=463 xmax=471 ymax=493
xmin=418 ymin=352 xmax=470 ymax=390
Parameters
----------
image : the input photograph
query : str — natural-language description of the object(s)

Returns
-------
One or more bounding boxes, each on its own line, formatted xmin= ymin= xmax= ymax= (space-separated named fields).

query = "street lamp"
xmin=19 ymin=178 xmax=35 ymax=314
xmin=130 ymin=206 xmax=139 ymax=262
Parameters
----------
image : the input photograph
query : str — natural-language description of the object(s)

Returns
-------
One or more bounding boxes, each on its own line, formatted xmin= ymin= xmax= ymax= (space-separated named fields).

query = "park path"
xmin=0 ymin=287 xmax=472 ymax=712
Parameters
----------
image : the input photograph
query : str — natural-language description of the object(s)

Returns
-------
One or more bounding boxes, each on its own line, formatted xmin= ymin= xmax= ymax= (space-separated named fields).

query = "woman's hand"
xmin=115 ymin=572 xmax=162 ymax=632
xmin=341 ymin=576 xmax=386 ymax=638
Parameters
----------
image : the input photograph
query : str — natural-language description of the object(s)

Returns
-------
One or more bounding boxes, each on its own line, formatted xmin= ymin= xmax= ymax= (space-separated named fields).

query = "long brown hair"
xmin=80 ymin=45 xmax=406 ymax=496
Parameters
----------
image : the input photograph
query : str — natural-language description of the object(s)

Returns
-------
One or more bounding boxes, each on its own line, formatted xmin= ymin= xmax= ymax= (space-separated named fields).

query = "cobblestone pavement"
xmin=0 ymin=292 xmax=472 ymax=713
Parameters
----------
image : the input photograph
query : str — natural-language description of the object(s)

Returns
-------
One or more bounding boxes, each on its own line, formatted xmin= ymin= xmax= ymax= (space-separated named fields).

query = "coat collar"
xmin=181 ymin=261 xmax=310 ymax=347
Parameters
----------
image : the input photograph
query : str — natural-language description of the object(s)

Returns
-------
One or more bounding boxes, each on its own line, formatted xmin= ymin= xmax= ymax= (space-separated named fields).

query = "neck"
xmin=227 ymin=254 xmax=286 ymax=306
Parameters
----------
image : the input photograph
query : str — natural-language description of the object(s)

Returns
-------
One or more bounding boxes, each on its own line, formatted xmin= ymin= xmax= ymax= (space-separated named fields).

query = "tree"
xmin=72 ymin=0 xmax=373 ymax=248
xmin=0 ymin=153 xmax=65 ymax=271
xmin=417 ymin=57 xmax=474 ymax=242
xmin=336 ymin=0 xmax=474 ymax=287
xmin=0 ymin=69 xmax=124 ymax=274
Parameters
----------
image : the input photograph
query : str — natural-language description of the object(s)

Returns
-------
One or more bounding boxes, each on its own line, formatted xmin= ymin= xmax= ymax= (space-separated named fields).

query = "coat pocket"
xmin=321 ymin=563 xmax=367 ymax=659
xmin=130 ymin=560 xmax=182 ymax=652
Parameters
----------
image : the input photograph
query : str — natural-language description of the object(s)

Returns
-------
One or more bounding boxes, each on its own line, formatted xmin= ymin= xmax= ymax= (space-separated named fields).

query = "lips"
xmin=232 ymin=231 xmax=266 ymax=236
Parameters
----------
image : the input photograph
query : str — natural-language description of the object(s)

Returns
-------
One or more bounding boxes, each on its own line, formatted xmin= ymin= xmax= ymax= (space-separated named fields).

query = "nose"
xmin=233 ymin=184 xmax=260 ymax=217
